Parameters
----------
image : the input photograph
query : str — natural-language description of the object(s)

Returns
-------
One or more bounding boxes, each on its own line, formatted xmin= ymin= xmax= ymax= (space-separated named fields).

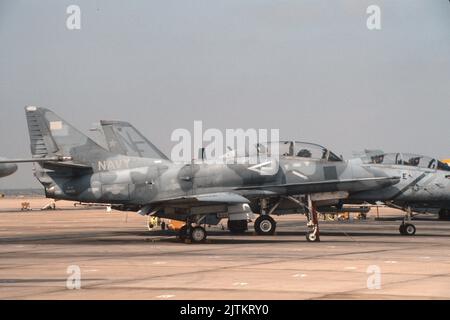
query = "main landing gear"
xmin=399 ymin=223 xmax=416 ymax=236
xmin=254 ymin=199 xmax=277 ymax=235
xmin=190 ymin=226 xmax=207 ymax=243
xmin=178 ymin=217 xmax=208 ymax=243
xmin=255 ymin=196 xmax=321 ymax=242
xmin=399 ymin=206 xmax=416 ymax=236
xmin=254 ymin=215 xmax=276 ymax=235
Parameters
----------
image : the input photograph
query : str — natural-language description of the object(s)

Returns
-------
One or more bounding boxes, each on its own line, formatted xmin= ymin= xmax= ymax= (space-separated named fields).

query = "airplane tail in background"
xmin=25 ymin=106 xmax=112 ymax=167
xmin=99 ymin=120 xmax=170 ymax=161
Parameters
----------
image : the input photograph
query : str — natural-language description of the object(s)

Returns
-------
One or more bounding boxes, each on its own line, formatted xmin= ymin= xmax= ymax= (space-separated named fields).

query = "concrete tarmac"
xmin=1 ymin=198 xmax=450 ymax=300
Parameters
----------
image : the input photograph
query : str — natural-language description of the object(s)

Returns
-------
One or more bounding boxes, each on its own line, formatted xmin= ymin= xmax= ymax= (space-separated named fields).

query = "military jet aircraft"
xmin=91 ymin=121 xmax=450 ymax=238
xmin=22 ymin=106 xmax=400 ymax=243
xmin=0 ymin=158 xmax=18 ymax=178
xmin=345 ymin=152 xmax=450 ymax=233
xmin=93 ymin=121 xmax=382 ymax=235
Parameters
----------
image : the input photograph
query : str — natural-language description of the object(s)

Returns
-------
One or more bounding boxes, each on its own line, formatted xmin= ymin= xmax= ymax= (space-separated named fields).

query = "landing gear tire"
xmin=254 ymin=215 xmax=276 ymax=235
xmin=306 ymin=230 xmax=319 ymax=242
xmin=399 ymin=223 xmax=416 ymax=236
xmin=178 ymin=225 xmax=188 ymax=241
xmin=227 ymin=220 xmax=248 ymax=234
xmin=190 ymin=226 xmax=207 ymax=243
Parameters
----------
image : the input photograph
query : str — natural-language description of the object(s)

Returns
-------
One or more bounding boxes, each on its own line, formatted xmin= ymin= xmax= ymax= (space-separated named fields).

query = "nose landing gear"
xmin=305 ymin=197 xmax=320 ymax=242
xmin=285 ymin=195 xmax=321 ymax=242
xmin=399 ymin=206 xmax=416 ymax=236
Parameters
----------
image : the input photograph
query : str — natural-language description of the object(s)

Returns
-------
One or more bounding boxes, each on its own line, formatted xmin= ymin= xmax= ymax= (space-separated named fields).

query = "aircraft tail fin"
xmin=25 ymin=106 xmax=111 ymax=166
xmin=99 ymin=120 xmax=170 ymax=161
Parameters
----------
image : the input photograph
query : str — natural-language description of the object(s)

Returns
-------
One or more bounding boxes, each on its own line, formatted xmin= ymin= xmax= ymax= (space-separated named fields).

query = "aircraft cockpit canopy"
xmin=367 ymin=153 xmax=450 ymax=171
xmin=256 ymin=141 xmax=342 ymax=162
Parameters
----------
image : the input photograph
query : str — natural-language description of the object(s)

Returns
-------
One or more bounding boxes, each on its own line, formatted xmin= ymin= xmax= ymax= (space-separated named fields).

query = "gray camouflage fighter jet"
xmin=92 ymin=121 xmax=450 ymax=238
xmin=91 ymin=121 xmax=371 ymax=233
xmin=346 ymin=152 xmax=450 ymax=235
xmin=23 ymin=106 xmax=400 ymax=243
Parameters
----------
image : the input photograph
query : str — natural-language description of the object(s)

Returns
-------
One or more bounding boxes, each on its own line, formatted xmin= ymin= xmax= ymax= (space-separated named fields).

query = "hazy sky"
xmin=1 ymin=0 xmax=449 ymax=189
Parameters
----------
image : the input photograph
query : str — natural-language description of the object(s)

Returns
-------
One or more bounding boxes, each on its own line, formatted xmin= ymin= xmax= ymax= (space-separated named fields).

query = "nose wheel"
xmin=399 ymin=206 xmax=416 ymax=236
xmin=306 ymin=229 xmax=319 ymax=242
xmin=305 ymin=197 xmax=320 ymax=242
xmin=284 ymin=195 xmax=321 ymax=242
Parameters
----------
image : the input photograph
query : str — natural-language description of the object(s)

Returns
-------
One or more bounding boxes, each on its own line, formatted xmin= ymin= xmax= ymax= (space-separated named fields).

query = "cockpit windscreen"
xmin=367 ymin=152 xmax=450 ymax=171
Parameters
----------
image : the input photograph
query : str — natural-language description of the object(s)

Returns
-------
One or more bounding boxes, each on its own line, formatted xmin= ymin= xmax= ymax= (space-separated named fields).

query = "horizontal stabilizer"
xmin=0 ymin=156 xmax=72 ymax=164
xmin=40 ymin=161 xmax=92 ymax=170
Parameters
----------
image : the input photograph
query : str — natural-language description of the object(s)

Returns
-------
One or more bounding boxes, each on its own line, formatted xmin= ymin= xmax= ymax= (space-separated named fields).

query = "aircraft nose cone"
xmin=0 ymin=163 xmax=18 ymax=178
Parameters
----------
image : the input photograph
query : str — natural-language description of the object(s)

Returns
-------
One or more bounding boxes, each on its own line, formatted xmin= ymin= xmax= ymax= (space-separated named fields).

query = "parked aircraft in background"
xmin=347 ymin=151 xmax=450 ymax=231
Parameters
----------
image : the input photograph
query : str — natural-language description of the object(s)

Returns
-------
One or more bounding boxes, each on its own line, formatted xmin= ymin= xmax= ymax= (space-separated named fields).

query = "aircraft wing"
xmin=0 ymin=156 xmax=92 ymax=173
xmin=137 ymin=192 xmax=250 ymax=215
xmin=149 ymin=192 xmax=250 ymax=206
xmin=235 ymin=176 xmax=400 ymax=196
